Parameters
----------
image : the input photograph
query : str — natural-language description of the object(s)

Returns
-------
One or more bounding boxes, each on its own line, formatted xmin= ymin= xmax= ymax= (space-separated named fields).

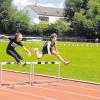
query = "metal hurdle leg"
xmin=29 ymin=63 xmax=34 ymax=86
xmin=58 ymin=63 xmax=61 ymax=80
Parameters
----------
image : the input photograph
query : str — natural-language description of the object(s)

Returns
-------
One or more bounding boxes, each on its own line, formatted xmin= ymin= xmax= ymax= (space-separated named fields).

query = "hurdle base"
xmin=15 ymin=80 xmax=59 ymax=87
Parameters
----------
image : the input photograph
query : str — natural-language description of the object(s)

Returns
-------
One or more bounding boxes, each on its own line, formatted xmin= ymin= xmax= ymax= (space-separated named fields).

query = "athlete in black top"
xmin=0 ymin=33 xmax=31 ymax=64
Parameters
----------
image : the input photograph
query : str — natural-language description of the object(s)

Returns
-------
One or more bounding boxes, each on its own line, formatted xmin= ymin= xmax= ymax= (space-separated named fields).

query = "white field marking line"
xmin=2 ymin=73 xmax=100 ymax=92
xmin=57 ymin=83 xmax=100 ymax=92
xmin=2 ymin=74 xmax=100 ymax=92
xmin=0 ymin=87 xmax=56 ymax=100
xmin=2 ymin=71 xmax=100 ymax=88
xmin=3 ymin=69 xmax=59 ymax=79
xmin=62 ymin=77 xmax=100 ymax=85
xmin=60 ymin=43 xmax=100 ymax=47
xmin=2 ymin=70 xmax=58 ymax=80
xmin=31 ymin=85 xmax=100 ymax=100
xmin=2 ymin=72 xmax=57 ymax=82
xmin=3 ymin=68 xmax=100 ymax=85
xmin=3 ymin=79 xmax=100 ymax=93
xmin=1 ymin=75 xmax=56 ymax=84
xmin=3 ymin=69 xmax=100 ymax=85
xmin=3 ymin=74 xmax=56 ymax=82
xmin=3 ymin=70 xmax=100 ymax=85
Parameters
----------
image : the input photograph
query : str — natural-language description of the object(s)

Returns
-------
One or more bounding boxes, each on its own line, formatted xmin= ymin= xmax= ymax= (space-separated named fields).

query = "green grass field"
xmin=0 ymin=41 xmax=100 ymax=83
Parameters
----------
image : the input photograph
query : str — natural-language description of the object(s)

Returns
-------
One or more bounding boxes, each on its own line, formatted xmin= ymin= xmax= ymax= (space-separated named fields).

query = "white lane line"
xmin=1 ymin=72 xmax=100 ymax=99
xmin=0 ymin=87 xmax=56 ymax=100
xmin=2 ymin=74 xmax=100 ymax=92
xmin=57 ymin=83 xmax=100 ymax=92
xmin=31 ymin=85 xmax=100 ymax=100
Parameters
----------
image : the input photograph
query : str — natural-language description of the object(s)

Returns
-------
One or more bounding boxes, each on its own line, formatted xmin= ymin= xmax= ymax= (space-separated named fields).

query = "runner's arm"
xmin=47 ymin=41 xmax=51 ymax=56
xmin=0 ymin=35 xmax=9 ymax=38
xmin=22 ymin=46 xmax=31 ymax=56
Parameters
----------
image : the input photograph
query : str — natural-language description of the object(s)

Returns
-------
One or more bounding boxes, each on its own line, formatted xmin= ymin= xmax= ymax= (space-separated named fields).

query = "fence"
xmin=0 ymin=36 xmax=99 ymax=43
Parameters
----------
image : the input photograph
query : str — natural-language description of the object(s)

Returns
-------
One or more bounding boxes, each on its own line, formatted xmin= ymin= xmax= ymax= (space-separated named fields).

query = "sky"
xmin=13 ymin=0 xmax=65 ymax=9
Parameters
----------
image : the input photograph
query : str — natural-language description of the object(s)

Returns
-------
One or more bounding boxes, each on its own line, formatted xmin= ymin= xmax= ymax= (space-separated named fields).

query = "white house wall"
xmin=49 ymin=16 xmax=60 ymax=24
xmin=23 ymin=6 xmax=64 ymax=24
xmin=23 ymin=6 xmax=39 ymax=24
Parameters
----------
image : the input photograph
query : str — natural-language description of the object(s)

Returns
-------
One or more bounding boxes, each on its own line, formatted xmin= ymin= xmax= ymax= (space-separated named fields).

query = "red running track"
xmin=0 ymin=71 xmax=100 ymax=100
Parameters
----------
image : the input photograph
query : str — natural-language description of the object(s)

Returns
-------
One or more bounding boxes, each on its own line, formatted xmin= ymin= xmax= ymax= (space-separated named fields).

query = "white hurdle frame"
xmin=0 ymin=61 xmax=60 ymax=86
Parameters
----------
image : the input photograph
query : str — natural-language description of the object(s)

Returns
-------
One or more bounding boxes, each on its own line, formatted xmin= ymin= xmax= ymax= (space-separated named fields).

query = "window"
xmin=39 ymin=16 xmax=49 ymax=23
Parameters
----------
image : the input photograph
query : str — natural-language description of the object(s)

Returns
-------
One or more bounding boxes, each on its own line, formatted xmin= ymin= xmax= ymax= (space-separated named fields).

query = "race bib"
xmin=11 ymin=42 xmax=18 ymax=47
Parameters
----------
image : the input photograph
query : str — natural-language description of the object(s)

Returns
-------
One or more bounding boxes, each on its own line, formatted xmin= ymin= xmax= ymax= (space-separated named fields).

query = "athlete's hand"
xmin=48 ymin=53 xmax=51 ymax=56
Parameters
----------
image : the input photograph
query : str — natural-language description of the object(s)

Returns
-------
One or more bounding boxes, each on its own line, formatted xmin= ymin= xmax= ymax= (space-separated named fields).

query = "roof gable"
xmin=29 ymin=5 xmax=64 ymax=17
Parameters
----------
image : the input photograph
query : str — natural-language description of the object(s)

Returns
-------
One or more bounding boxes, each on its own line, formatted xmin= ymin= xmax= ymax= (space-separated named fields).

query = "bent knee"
xmin=37 ymin=56 xmax=41 ymax=59
xmin=37 ymin=54 xmax=42 ymax=59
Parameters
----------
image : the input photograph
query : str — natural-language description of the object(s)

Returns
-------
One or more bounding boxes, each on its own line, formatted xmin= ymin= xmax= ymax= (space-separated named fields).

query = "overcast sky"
xmin=13 ymin=0 xmax=65 ymax=9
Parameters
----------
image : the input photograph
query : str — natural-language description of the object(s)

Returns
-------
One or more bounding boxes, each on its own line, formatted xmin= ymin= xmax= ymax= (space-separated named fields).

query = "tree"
xmin=9 ymin=7 xmax=33 ymax=33
xmin=64 ymin=0 xmax=84 ymax=20
xmin=33 ymin=23 xmax=49 ymax=36
xmin=96 ymin=15 xmax=100 ymax=37
xmin=65 ymin=0 xmax=83 ymax=11
xmin=64 ymin=0 xmax=100 ymax=38
xmin=0 ymin=0 xmax=12 ymax=33
xmin=0 ymin=0 xmax=33 ymax=34
xmin=81 ymin=0 xmax=89 ymax=9
xmin=48 ymin=20 xmax=71 ymax=36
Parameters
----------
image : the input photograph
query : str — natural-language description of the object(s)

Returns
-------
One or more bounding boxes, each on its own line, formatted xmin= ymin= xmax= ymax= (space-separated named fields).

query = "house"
xmin=23 ymin=5 xmax=65 ymax=24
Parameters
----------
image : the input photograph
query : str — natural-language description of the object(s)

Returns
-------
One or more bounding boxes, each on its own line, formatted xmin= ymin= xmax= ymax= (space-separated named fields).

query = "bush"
xmin=48 ymin=20 xmax=71 ymax=36
xmin=32 ymin=21 xmax=72 ymax=36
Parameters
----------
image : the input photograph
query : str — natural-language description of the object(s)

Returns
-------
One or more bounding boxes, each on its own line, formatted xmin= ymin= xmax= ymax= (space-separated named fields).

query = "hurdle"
xmin=0 ymin=61 xmax=60 ymax=86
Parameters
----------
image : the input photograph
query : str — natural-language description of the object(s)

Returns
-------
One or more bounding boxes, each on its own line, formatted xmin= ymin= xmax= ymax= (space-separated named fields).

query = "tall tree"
xmin=64 ymin=0 xmax=83 ymax=20
xmin=64 ymin=0 xmax=100 ymax=38
xmin=0 ymin=0 xmax=12 ymax=32
xmin=0 ymin=0 xmax=32 ymax=34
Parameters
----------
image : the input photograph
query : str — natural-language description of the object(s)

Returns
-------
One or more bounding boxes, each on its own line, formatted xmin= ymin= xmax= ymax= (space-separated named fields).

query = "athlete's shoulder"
xmin=48 ymin=41 xmax=51 ymax=44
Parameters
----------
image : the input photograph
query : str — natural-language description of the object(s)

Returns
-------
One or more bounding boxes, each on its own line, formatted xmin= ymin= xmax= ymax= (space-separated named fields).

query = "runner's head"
xmin=15 ymin=33 xmax=22 ymax=42
xmin=49 ymin=33 xmax=57 ymax=43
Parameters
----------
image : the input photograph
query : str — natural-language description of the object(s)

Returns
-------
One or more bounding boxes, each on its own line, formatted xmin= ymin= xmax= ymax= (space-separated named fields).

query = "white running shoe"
xmin=64 ymin=61 xmax=70 ymax=66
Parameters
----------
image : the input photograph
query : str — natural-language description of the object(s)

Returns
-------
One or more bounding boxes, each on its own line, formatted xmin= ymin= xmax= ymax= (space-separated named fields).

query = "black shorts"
xmin=6 ymin=49 xmax=23 ymax=62
xmin=42 ymin=45 xmax=52 ymax=55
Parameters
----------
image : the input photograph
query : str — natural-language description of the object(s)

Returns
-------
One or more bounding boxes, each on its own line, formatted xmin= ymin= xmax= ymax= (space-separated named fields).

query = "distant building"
xmin=23 ymin=5 xmax=65 ymax=24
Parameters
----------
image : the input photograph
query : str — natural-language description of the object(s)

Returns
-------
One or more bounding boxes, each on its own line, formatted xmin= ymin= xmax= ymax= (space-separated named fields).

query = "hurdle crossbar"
xmin=0 ymin=61 xmax=59 ymax=65
xmin=0 ymin=61 xmax=60 ymax=86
